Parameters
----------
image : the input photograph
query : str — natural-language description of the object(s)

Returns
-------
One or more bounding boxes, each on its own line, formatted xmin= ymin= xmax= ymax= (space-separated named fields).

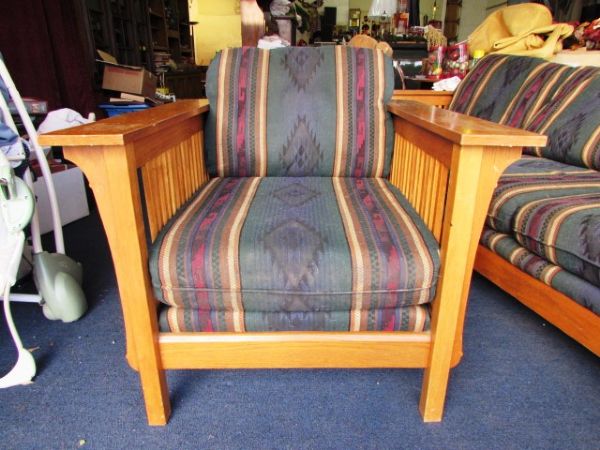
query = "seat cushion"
xmin=150 ymin=177 xmax=440 ymax=332
xmin=487 ymin=156 xmax=600 ymax=288
xmin=480 ymin=228 xmax=600 ymax=315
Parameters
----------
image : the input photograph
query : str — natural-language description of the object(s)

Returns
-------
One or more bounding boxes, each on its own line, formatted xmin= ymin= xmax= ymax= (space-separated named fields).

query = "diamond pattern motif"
xmin=280 ymin=116 xmax=323 ymax=175
xmin=263 ymin=219 xmax=324 ymax=291
xmin=282 ymin=48 xmax=324 ymax=91
xmin=273 ymin=182 xmax=320 ymax=207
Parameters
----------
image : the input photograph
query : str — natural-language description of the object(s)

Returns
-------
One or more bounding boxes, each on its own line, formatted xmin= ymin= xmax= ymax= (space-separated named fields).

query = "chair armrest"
xmin=38 ymin=99 xmax=210 ymax=370
xmin=388 ymin=100 xmax=546 ymax=147
xmin=39 ymin=99 xmax=209 ymax=147
xmin=386 ymin=99 xmax=547 ymax=368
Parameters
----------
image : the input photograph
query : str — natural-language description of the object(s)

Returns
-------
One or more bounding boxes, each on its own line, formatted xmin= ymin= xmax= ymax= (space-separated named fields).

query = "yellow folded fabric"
xmin=468 ymin=3 xmax=573 ymax=59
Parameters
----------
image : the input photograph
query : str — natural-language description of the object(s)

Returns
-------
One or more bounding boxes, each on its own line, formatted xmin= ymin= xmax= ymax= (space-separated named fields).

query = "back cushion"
xmin=450 ymin=54 xmax=571 ymax=127
xmin=523 ymin=67 xmax=600 ymax=170
xmin=205 ymin=46 xmax=394 ymax=177
xmin=451 ymin=54 xmax=600 ymax=170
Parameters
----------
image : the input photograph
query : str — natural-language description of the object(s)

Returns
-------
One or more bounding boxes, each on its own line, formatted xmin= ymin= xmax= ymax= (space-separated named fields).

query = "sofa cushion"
xmin=451 ymin=54 xmax=600 ymax=170
xmin=480 ymin=228 xmax=600 ymax=315
xmin=150 ymin=177 xmax=439 ymax=332
xmin=487 ymin=156 xmax=600 ymax=288
xmin=204 ymin=46 xmax=394 ymax=178
xmin=450 ymin=54 xmax=571 ymax=127
xmin=523 ymin=66 xmax=600 ymax=170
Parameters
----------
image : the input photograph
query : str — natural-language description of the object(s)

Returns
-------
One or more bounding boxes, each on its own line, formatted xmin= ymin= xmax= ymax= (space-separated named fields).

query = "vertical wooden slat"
xmin=389 ymin=126 xmax=450 ymax=243
xmin=140 ymin=131 xmax=210 ymax=242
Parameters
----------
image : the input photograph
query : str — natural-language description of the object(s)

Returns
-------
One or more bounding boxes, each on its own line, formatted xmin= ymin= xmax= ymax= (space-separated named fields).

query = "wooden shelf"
xmin=82 ymin=0 xmax=197 ymax=97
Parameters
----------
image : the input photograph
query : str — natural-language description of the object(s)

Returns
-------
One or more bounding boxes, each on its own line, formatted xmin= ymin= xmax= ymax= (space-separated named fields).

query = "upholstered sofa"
xmin=39 ymin=47 xmax=544 ymax=425
xmin=398 ymin=54 xmax=600 ymax=356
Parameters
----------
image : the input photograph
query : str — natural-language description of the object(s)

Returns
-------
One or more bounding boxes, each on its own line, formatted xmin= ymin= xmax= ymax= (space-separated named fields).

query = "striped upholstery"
xmin=450 ymin=54 xmax=570 ymax=127
xmin=451 ymin=54 xmax=600 ymax=170
xmin=450 ymin=55 xmax=600 ymax=314
xmin=204 ymin=46 xmax=395 ymax=178
xmin=486 ymin=157 xmax=600 ymax=291
xmin=523 ymin=68 xmax=600 ymax=170
xmin=480 ymin=228 xmax=600 ymax=315
xmin=453 ymin=55 xmax=600 ymax=317
xmin=149 ymin=46 xmax=430 ymax=332
xmin=150 ymin=177 xmax=439 ymax=332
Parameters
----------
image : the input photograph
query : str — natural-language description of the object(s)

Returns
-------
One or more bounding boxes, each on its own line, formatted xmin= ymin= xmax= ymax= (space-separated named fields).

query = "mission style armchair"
xmin=39 ymin=47 xmax=545 ymax=425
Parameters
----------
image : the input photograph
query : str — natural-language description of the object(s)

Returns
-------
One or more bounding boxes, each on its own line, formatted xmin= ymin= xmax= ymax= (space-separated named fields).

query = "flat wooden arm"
xmin=388 ymin=100 xmax=546 ymax=147
xmin=39 ymin=99 xmax=210 ymax=240
xmin=386 ymin=99 xmax=546 ymax=421
xmin=39 ymin=99 xmax=209 ymax=147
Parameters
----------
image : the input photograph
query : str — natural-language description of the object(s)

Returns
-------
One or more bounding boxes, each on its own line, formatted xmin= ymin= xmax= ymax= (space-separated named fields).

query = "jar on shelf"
xmin=443 ymin=42 xmax=469 ymax=78
xmin=424 ymin=45 xmax=445 ymax=79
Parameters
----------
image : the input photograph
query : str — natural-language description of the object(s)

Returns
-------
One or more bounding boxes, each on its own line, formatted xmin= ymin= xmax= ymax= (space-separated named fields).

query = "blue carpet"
xmin=0 ymin=211 xmax=598 ymax=450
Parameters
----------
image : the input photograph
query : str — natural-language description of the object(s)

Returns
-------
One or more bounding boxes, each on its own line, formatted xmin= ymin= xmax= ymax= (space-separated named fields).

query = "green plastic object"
xmin=33 ymin=251 xmax=87 ymax=322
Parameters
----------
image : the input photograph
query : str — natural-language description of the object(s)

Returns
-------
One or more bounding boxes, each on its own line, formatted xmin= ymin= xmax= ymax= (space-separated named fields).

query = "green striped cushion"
xmin=150 ymin=177 xmax=439 ymax=332
xmin=451 ymin=54 xmax=600 ymax=170
xmin=487 ymin=156 xmax=600 ymax=289
xmin=204 ymin=46 xmax=395 ymax=178
xmin=480 ymin=228 xmax=600 ymax=315
xmin=523 ymin=67 xmax=600 ymax=170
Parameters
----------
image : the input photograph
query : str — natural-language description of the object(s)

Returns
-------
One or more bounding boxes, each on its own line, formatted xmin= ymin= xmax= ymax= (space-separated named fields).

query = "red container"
xmin=444 ymin=42 xmax=469 ymax=78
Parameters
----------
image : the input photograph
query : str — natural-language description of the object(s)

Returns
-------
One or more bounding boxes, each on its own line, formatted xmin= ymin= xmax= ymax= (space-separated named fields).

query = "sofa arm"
xmin=391 ymin=90 xmax=454 ymax=108
xmin=38 ymin=99 xmax=210 ymax=372
xmin=386 ymin=99 xmax=547 ymax=383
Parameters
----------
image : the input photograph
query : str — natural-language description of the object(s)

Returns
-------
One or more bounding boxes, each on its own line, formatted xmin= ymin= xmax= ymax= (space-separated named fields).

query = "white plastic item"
xmin=0 ymin=152 xmax=36 ymax=387
xmin=0 ymin=232 xmax=36 ymax=388
xmin=0 ymin=57 xmax=65 ymax=254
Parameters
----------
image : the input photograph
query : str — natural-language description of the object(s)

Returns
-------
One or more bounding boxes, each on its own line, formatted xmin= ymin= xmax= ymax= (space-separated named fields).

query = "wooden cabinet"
xmin=82 ymin=0 xmax=199 ymax=96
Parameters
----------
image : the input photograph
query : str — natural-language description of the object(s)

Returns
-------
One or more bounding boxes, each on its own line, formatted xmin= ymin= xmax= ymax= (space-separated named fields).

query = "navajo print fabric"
xmin=455 ymin=55 xmax=600 ymax=317
xmin=486 ymin=157 xmax=600 ymax=293
xmin=204 ymin=46 xmax=394 ymax=178
xmin=523 ymin=67 xmax=600 ymax=170
xmin=150 ymin=177 xmax=439 ymax=332
xmin=481 ymin=228 xmax=600 ymax=315
xmin=450 ymin=54 xmax=570 ymax=126
xmin=451 ymin=54 xmax=600 ymax=170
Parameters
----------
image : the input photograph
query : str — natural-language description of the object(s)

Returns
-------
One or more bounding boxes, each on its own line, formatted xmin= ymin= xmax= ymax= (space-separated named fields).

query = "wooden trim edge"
xmin=475 ymin=245 xmax=600 ymax=357
xmin=159 ymin=332 xmax=432 ymax=369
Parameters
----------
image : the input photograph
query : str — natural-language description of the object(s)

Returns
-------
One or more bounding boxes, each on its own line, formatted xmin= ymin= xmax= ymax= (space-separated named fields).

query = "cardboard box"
xmin=98 ymin=50 xmax=157 ymax=98
xmin=33 ymin=167 xmax=90 ymax=235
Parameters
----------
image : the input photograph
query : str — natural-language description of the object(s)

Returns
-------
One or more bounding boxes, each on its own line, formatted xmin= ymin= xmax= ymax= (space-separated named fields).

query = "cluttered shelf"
xmin=82 ymin=0 xmax=202 ymax=106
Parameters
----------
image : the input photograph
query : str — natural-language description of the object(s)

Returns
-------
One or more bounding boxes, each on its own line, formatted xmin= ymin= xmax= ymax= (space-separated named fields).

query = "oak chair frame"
xmin=39 ymin=91 xmax=546 ymax=425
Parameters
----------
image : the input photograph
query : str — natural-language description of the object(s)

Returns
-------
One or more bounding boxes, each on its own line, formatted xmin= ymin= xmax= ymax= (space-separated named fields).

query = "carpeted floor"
xmin=0 ymin=211 xmax=599 ymax=450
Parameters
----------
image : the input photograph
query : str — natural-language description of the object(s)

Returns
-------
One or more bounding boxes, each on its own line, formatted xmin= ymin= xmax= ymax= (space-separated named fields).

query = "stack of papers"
xmin=432 ymin=76 xmax=462 ymax=91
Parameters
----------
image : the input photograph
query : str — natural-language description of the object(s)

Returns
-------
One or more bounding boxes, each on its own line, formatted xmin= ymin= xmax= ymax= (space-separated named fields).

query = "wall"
xmin=346 ymin=0 xmax=448 ymax=28
xmin=456 ymin=0 xmax=487 ymax=41
xmin=190 ymin=0 xmax=242 ymax=66
xmin=323 ymin=0 xmax=350 ymax=26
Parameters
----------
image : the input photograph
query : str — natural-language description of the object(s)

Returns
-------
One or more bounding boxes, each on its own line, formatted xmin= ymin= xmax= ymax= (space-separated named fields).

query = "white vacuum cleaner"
xmin=0 ymin=56 xmax=87 ymax=388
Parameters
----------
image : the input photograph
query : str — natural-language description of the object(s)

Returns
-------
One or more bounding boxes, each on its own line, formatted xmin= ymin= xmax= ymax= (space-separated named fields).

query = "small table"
xmin=405 ymin=76 xmax=436 ymax=90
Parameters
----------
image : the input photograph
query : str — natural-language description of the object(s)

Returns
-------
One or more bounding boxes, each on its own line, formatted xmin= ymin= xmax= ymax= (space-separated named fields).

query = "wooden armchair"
xmin=39 ymin=47 xmax=545 ymax=425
